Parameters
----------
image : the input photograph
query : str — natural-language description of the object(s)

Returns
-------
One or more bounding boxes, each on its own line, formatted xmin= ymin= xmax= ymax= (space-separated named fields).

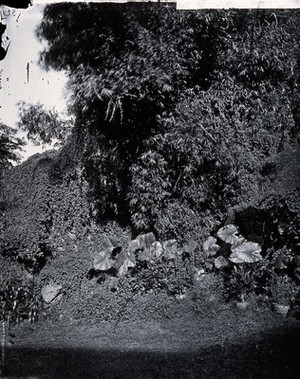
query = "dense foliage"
xmin=17 ymin=101 xmax=72 ymax=146
xmin=0 ymin=122 xmax=24 ymax=173
xmin=1 ymin=5 xmax=300 ymax=331
xmin=35 ymin=4 xmax=300 ymax=242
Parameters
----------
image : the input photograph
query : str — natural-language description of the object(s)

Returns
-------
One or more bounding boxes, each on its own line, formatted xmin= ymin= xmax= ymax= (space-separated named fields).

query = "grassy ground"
xmin=2 ymin=299 xmax=300 ymax=378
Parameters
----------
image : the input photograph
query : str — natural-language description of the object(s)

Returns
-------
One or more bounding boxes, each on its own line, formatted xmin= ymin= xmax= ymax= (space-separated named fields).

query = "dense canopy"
xmin=36 ymin=3 xmax=300 ymax=239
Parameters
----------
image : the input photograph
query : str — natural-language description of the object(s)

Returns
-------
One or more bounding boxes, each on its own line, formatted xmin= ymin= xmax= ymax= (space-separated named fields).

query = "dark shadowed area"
xmin=4 ymin=325 xmax=300 ymax=378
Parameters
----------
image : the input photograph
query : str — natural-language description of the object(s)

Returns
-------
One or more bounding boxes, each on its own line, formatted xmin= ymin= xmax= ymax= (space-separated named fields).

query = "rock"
xmin=41 ymin=283 xmax=63 ymax=304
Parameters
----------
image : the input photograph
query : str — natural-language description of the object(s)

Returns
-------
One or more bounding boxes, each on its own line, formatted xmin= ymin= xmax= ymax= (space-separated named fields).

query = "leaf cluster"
xmin=91 ymin=233 xmax=197 ymax=296
xmin=201 ymin=222 xmax=300 ymax=303
xmin=17 ymin=101 xmax=72 ymax=146
xmin=0 ymin=122 xmax=25 ymax=169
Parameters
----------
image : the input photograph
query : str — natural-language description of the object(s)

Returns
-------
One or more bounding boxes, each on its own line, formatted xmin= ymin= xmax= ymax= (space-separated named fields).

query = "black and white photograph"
xmin=1 ymin=0 xmax=300 ymax=377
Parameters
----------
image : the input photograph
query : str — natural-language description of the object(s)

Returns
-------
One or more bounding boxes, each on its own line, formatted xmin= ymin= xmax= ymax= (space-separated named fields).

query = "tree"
xmin=36 ymin=3 xmax=224 ymax=220
xmin=35 ymin=4 xmax=300 ymax=237
xmin=36 ymin=3 xmax=223 ymax=139
xmin=0 ymin=122 xmax=25 ymax=171
xmin=17 ymin=101 xmax=72 ymax=146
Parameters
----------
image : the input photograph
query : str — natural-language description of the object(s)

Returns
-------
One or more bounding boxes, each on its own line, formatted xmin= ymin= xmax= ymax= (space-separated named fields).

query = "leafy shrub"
xmin=0 ymin=276 xmax=42 ymax=376
xmin=130 ymin=250 xmax=195 ymax=297
xmin=223 ymin=264 xmax=263 ymax=302
xmin=270 ymin=273 xmax=299 ymax=305
xmin=199 ymin=222 xmax=300 ymax=305
xmin=0 ymin=153 xmax=56 ymax=266
xmin=90 ymin=233 xmax=198 ymax=297
xmin=17 ymin=101 xmax=72 ymax=146
xmin=199 ymin=224 xmax=265 ymax=301
xmin=233 ymin=195 xmax=300 ymax=301
xmin=90 ymin=223 xmax=300 ymax=307
xmin=0 ymin=146 xmax=95 ymax=276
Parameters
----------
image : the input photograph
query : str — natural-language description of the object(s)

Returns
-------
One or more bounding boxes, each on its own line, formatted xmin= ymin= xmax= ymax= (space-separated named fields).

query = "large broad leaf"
xmin=125 ymin=251 xmax=136 ymax=268
xmin=107 ymin=236 xmax=120 ymax=247
xmin=231 ymin=235 xmax=246 ymax=248
xmin=163 ymin=239 xmax=178 ymax=259
xmin=118 ymin=251 xmax=136 ymax=277
xmin=118 ymin=262 xmax=128 ymax=277
xmin=217 ymin=224 xmax=239 ymax=244
xmin=102 ymin=236 xmax=122 ymax=259
xmin=204 ymin=258 xmax=214 ymax=270
xmin=229 ymin=242 xmax=262 ymax=264
xmin=214 ymin=256 xmax=228 ymax=269
xmin=138 ymin=248 xmax=152 ymax=262
xmin=93 ymin=248 xmax=114 ymax=271
xmin=203 ymin=237 xmax=220 ymax=256
xmin=103 ymin=236 xmax=118 ymax=249
xmin=137 ymin=232 xmax=156 ymax=248
xmin=128 ymin=239 xmax=141 ymax=252
xmin=183 ymin=240 xmax=198 ymax=254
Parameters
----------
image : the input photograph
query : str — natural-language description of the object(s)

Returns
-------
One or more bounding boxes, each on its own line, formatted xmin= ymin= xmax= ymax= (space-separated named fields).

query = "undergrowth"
xmin=88 ymin=224 xmax=300 ymax=314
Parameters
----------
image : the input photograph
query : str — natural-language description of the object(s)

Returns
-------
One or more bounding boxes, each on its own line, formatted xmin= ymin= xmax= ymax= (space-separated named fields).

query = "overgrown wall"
xmin=0 ymin=144 xmax=131 ymax=302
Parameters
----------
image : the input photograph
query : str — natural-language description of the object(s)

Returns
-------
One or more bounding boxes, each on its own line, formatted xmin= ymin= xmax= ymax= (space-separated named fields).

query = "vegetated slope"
xmin=0 ymin=141 xmax=132 ymax=319
xmin=1 ymin=4 xmax=300 ymax=324
xmin=0 ymin=139 xmax=299 ymax=323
